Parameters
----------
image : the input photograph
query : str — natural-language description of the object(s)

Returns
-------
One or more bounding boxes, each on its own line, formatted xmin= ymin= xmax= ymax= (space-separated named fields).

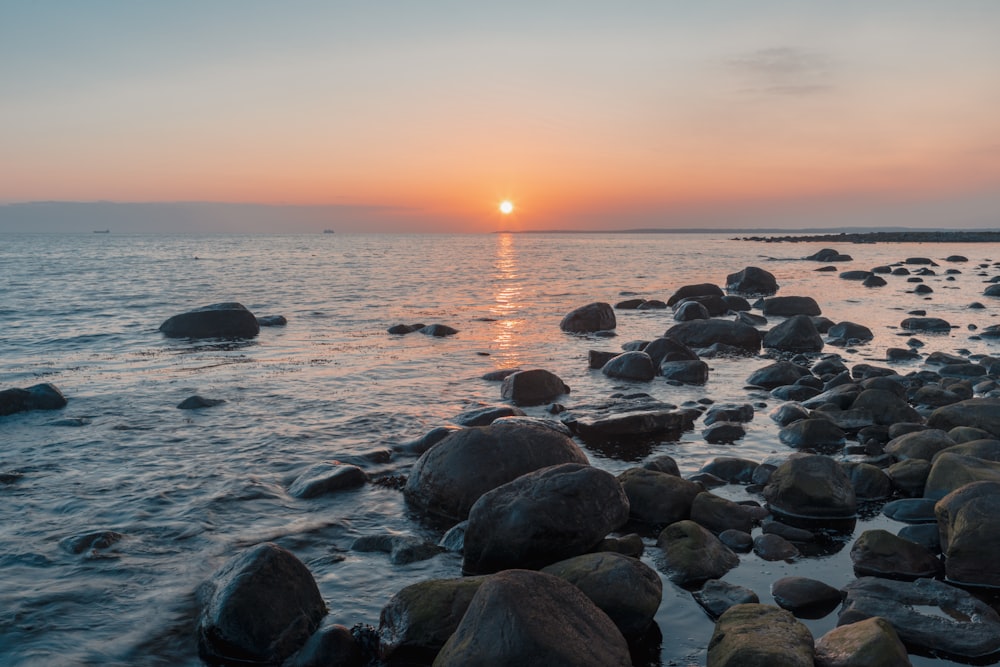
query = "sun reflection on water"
xmin=490 ymin=233 xmax=525 ymax=370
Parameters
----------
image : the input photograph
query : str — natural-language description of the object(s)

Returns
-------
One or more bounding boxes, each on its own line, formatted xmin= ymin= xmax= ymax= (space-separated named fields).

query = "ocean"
xmin=1 ymin=232 xmax=998 ymax=666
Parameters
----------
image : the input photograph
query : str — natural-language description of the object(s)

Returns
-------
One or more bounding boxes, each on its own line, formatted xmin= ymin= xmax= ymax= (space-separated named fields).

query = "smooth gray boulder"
xmin=849 ymin=529 xmax=943 ymax=580
xmin=763 ymin=455 xmax=857 ymax=519
xmin=828 ymin=321 xmax=874 ymax=342
xmin=160 ymin=302 xmax=260 ymax=339
xmin=656 ymin=520 xmax=739 ymax=585
xmin=288 ymin=462 xmax=367 ymax=498
xmin=747 ymin=361 xmax=813 ymax=389
xmin=770 ymin=576 xmax=842 ymax=617
xmin=693 ymin=579 xmax=759 ymax=619
xmin=935 ymin=481 xmax=1000 ymax=587
xmin=778 ymin=418 xmax=846 ymax=451
xmin=560 ymin=302 xmax=616 ymax=333
xmin=924 ymin=451 xmax=1000 ymax=500
xmin=726 ymin=266 xmax=778 ymax=296
xmin=283 ymin=624 xmax=361 ymax=667
xmin=433 ymin=570 xmax=632 ymax=666
xmin=761 ymin=296 xmax=821 ymax=317
xmin=462 ymin=463 xmax=629 ymax=574
xmin=617 ymin=467 xmax=701 ymax=526
xmin=690 ymin=492 xmax=753 ymax=534
xmin=601 ymin=351 xmax=655 ymax=381
xmin=851 ymin=389 xmax=922 ymax=426
xmin=900 ymin=317 xmax=951 ymax=332
xmin=500 ymin=369 xmax=569 ymax=406
xmin=404 ymin=421 xmax=587 ymax=521
xmin=707 ymin=604 xmax=814 ymax=667
xmin=196 ymin=543 xmax=326 ymax=665
xmin=642 ymin=335 xmax=699 ymax=365
xmin=660 ymin=359 xmax=709 ymax=384
xmin=663 ymin=319 xmax=762 ymax=353
xmin=763 ymin=314 xmax=824 ymax=352
xmin=0 ymin=383 xmax=68 ymax=416
xmin=928 ymin=398 xmax=1000 ymax=438
xmin=666 ymin=283 xmax=724 ymax=306
xmin=814 ymin=617 xmax=911 ymax=667
xmin=574 ymin=408 xmax=697 ymax=444
xmin=885 ymin=429 xmax=955 ymax=461
xmin=673 ymin=300 xmax=711 ymax=321
xmin=419 ymin=323 xmax=459 ymax=337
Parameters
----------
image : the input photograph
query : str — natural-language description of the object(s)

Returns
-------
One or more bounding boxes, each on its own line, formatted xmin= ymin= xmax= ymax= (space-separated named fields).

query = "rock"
xmin=885 ymin=429 xmax=955 ymax=461
xmin=722 ymin=294 xmax=752 ymax=311
xmin=702 ymin=422 xmax=745 ymax=444
xmin=541 ymin=552 xmax=662 ymax=636
xmin=288 ymin=462 xmax=367 ymax=498
xmin=617 ymin=467 xmax=701 ymax=526
xmin=841 ymin=462 xmax=893 ymax=500
xmin=404 ymin=421 xmax=587 ymax=521
xmin=588 ymin=350 xmax=619 ymax=369
xmin=806 ymin=248 xmax=852 ymax=262
xmin=160 ymin=302 xmax=260 ymax=339
xmin=387 ymin=323 xmax=422 ymax=334
xmin=452 ymin=405 xmax=525 ymax=427
xmin=0 ymin=383 xmax=69 ymax=416
xmin=753 ymin=533 xmax=799 ymax=560
xmin=480 ymin=368 xmax=520 ymax=381
xmin=642 ymin=454 xmax=680 ymax=476
xmin=938 ymin=438 xmax=1000 ymax=462
xmin=601 ymin=351 xmax=656 ymax=381
xmin=394 ymin=426 xmax=459 ymax=455
xmin=255 ymin=315 xmax=287 ymax=327
xmin=778 ymin=418 xmax=846 ymax=451
xmin=747 ymin=361 xmax=812 ymax=389
xmin=762 ymin=520 xmax=814 ymax=543
xmin=690 ymin=492 xmax=753 ymax=534
xmin=462 ymin=463 xmax=629 ymax=574
xmin=196 ymin=543 xmax=326 ymax=665
xmin=885 ymin=459 xmax=931 ymax=497
xmin=900 ymin=317 xmax=951 ymax=332
xmin=660 ymin=359 xmax=709 ymax=384
xmin=693 ymin=579 xmax=759 ymax=619
xmin=924 ymin=451 xmax=1000 ymax=500
xmin=726 ymin=266 xmax=779 ymax=296
xmin=707 ymin=604 xmax=814 ymax=667
xmin=912 ymin=385 xmax=964 ymax=407
xmin=985 ymin=284 xmax=1000 ymax=297
xmin=814 ymin=617 xmax=911 ymax=667
xmin=928 ymin=398 xmax=1000 ymax=438
xmin=559 ymin=302 xmax=616 ymax=333
xmin=573 ymin=408 xmax=697 ymax=444
xmin=433 ymin=570 xmax=632 ymax=666
xmin=769 ymin=402 xmax=811 ymax=426
xmin=718 ymin=529 xmax=753 ymax=552
xmin=666 ymin=283 xmax=724 ymax=306
xmin=828 ymin=321 xmax=874 ymax=342
xmin=61 ymin=529 xmax=124 ymax=555
xmin=862 ymin=274 xmax=887 ymax=287
xmin=761 ymin=296 xmax=822 ymax=317
xmin=642 ymin=336 xmax=699 ymax=365
xmin=703 ymin=403 xmax=754 ymax=426
xmin=764 ymin=455 xmax=857 ymax=519
xmin=898 ymin=523 xmax=941 ymax=553
xmin=851 ymin=389 xmax=921 ymax=426
xmin=177 ymin=395 xmax=225 ymax=410
xmin=771 ymin=576 xmax=842 ymax=617
xmin=763 ymin=314 xmax=824 ymax=352
xmin=351 ymin=534 xmax=443 ymax=565
xmin=850 ymin=529 xmax=943 ymax=580
xmin=500 ymin=369 xmax=569 ymax=406
xmin=840 ymin=270 xmax=872 ymax=281
xmin=673 ymin=299 xmax=712 ymax=321
xmin=663 ymin=319 xmax=762 ymax=354
xmin=377 ymin=576 xmax=486 ymax=661
xmin=700 ymin=456 xmax=758 ymax=483
xmin=418 ymin=323 xmax=458 ymax=336
xmin=935 ymin=481 xmax=1000 ymax=587
xmin=736 ymin=311 xmax=768 ymax=326
xmin=840 ymin=577 xmax=1000 ymax=660
xmin=615 ymin=298 xmax=646 ymax=309
xmin=656 ymin=520 xmax=739 ymax=585
xmin=882 ymin=498 xmax=937 ymax=523
xmin=771 ymin=384 xmax=821 ymax=401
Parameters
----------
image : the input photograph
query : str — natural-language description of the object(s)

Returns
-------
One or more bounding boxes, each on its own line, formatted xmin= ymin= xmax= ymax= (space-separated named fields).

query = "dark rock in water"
xmin=905 ymin=257 xmax=937 ymax=265
xmin=762 ymin=520 xmax=815 ymax=543
xmin=735 ymin=311 xmax=767 ymax=326
xmin=913 ymin=284 xmax=933 ymax=294
xmin=288 ymin=462 xmax=367 ymax=498
xmin=912 ymin=386 xmax=964 ymax=409
xmin=886 ymin=347 xmax=920 ymax=361
xmin=453 ymin=404 xmax=525 ymax=427
xmin=673 ymin=300 xmax=711 ymax=321
xmin=850 ymin=529 xmax=942 ymax=580
xmin=761 ymin=295 xmax=822 ymax=316
xmin=928 ymin=398 xmax=1000 ymax=438
xmin=892 ymin=267 xmax=911 ymax=276
xmin=942 ymin=438 xmax=1000 ymax=461
xmin=839 ymin=577 xmax=1000 ymax=660
xmin=693 ymin=579 xmax=759 ymax=619
xmin=885 ymin=459 xmax=931 ymax=497
xmin=602 ymin=351 xmax=656 ymax=381
xmin=660 ymin=359 xmax=709 ymax=385
xmin=197 ymin=542 xmax=326 ymax=665
xmin=884 ymin=429 xmax=954 ymax=461
xmin=666 ymin=283 xmax=724 ymax=306
xmin=656 ymin=520 xmax=739 ymax=585
xmin=438 ymin=521 xmax=467 ymax=552
xmin=615 ymin=298 xmax=646 ymax=309
xmin=764 ymin=314 xmax=824 ymax=352
xmin=284 ymin=624 xmax=361 ymax=667
xmin=418 ymin=323 xmax=458 ymax=337
xmin=935 ymin=480 xmax=1000 ymax=587
xmin=642 ymin=336 xmax=699 ymax=365
xmin=160 ymin=302 xmax=260 ymax=339
xmin=814 ymin=616 xmax=910 ymax=667
xmin=664 ymin=319 xmax=762 ymax=353
xmin=387 ymin=323 xmax=424 ymax=335
xmin=501 ymin=368 xmax=569 ymax=406
xmin=61 ymin=529 xmax=125 ymax=555
xmin=642 ymin=454 xmax=680 ymax=476
xmin=862 ymin=274 xmax=888 ymax=287
xmin=256 ymin=315 xmax=287 ymax=327
xmin=352 ymin=533 xmax=443 ymax=565
xmin=0 ymin=383 xmax=68 ymax=416
xmin=463 ymin=463 xmax=629 ymax=574
xmin=747 ymin=360 xmax=812 ymax=389
xmin=815 ymin=265 xmax=838 ymax=272
xmin=618 ymin=467 xmax=701 ymax=526
xmin=708 ymin=604 xmax=815 ymax=667
xmin=769 ymin=402 xmax=811 ymax=426
xmin=779 ymin=418 xmax=845 ymax=451
xmin=771 ymin=576 xmax=842 ymax=617
xmin=574 ymin=408 xmax=696 ymax=445
xmin=926 ymin=452 xmax=1000 ymax=500
xmin=541 ymin=551 xmax=662 ymax=637
xmin=560 ymin=302 xmax=616 ymax=333
xmin=404 ymin=421 xmax=587 ymax=521
xmin=721 ymin=294 xmax=751 ymax=311
xmin=985 ymin=284 xmax=1000 ymax=297
xmin=433 ymin=570 xmax=632 ymax=667
xmin=839 ymin=270 xmax=871 ymax=281
xmin=690 ymin=492 xmax=753 ymax=534
xmin=947 ymin=255 xmax=969 ymax=262
xmin=898 ymin=523 xmax=941 ymax=553
xmin=900 ymin=316 xmax=951 ymax=332
xmin=637 ymin=299 xmax=667 ymax=309
xmin=719 ymin=529 xmax=754 ymax=552
xmin=841 ymin=462 xmax=892 ymax=500
xmin=851 ymin=389 xmax=921 ymax=426
xmin=588 ymin=350 xmax=619 ymax=369
xmin=177 ymin=395 xmax=225 ymax=410
xmin=702 ymin=421 xmax=746 ymax=444
xmin=703 ymin=403 xmax=754 ymax=425
xmin=828 ymin=321 xmax=874 ymax=342
xmin=700 ymin=456 xmax=758 ymax=483
xmin=393 ymin=425 xmax=459 ymax=455
xmin=764 ymin=455 xmax=856 ymax=519
xmin=753 ymin=533 xmax=800 ymax=561
xmin=726 ymin=266 xmax=779 ymax=296
xmin=939 ymin=362 xmax=987 ymax=378
xmin=806 ymin=248 xmax=852 ymax=262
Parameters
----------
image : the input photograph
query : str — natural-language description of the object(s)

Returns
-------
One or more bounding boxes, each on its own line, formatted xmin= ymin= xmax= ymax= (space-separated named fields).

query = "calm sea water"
xmin=2 ymin=232 xmax=998 ymax=666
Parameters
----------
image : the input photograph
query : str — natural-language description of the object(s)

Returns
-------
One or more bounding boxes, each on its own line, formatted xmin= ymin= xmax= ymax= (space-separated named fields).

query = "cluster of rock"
xmin=0 ymin=382 xmax=67 ymax=416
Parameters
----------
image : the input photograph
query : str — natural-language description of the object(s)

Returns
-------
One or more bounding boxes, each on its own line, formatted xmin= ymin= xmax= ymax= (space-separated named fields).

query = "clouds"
xmin=726 ymin=47 xmax=835 ymax=95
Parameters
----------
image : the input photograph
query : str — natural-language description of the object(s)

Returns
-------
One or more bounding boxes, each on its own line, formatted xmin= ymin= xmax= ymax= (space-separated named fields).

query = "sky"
xmin=2 ymin=1 xmax=999 ymax=233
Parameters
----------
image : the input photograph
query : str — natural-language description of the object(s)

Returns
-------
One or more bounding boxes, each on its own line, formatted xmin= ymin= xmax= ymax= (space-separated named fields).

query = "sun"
xmin=499 ymin=200 xmax=514 ymax=215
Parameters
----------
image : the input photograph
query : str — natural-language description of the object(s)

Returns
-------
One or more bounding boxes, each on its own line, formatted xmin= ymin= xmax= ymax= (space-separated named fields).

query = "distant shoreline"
xmin=738 ymin=230 xmax=1000 ymax=243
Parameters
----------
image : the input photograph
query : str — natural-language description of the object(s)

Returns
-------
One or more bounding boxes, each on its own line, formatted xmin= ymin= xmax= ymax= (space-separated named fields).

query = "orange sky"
xmin=2 ymin=2 xmax=999 ymax=232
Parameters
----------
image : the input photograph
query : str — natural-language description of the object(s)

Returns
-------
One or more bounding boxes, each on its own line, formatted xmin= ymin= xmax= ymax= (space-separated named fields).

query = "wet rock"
xmin=851 ymin=389 xmax=921 ymax=426
xmin=881 ymin=498 xmax=937 ymax=523
xmin=283 ymin=624 xmax=361 ymax=667
xmin=726 ymin=266 xmax=778 ymax=296
xmin=351 ymin=534 xmax=443 ymax=565
xmin=656 ymin=520 xmax=739 ymax=585
xmin=256 ymin=315 xmax=287 ymax=327
xmin=707 ymin=604 xmax=814 ymax=667
xmin=197 ymin=543 xmax=326 ymax=665
xmin=666 ymin=283 xmax=724 ymax=306
xmin=435 ymin=569 xmax=631 ymax=666
xmin=289 ymin=462 xmax=367 ymax=498
xmin=840 ymin=270 xmax=872 ymax=281
xmin=393 ymin=425 xmax=459 ymax=455
xmin=885 ymin=429 xmax=955 ymax=461
xmin=404 ymin=421 xmax=587 ymax=521
xmin=935 ymin=481 xmax=1000 ymax=587
xmin=160 ymin=302 xmax=260 ymax=339
xmin=862 ymin=274 xmax=887 ymax=287
xmin=541 ymin=551 xmax=662 ymax=637
xmin=615 ymin=298 xmax=646 ymax=309
xmin=814 ymin=617 xmax=911 ymax=667
xmin=912 ymin=385 xmax=963 ymax=407
xmin=769 ymin=402 xmax=811 ymax=426
xmin=61 ymin=529 xmax=124 ymax=555
xmin=761 ymin=295 xmax=822 ymax=317
xmin=702 ymin=421 xmax=745 ymax=444
xmin=703 ymin=403 xmax=754 ymax=425
xmin=928 ymin=398 xmax=1000 ymax=438
xmin=693 ymin=579 xmax=759 ymax=619
xmin=900 ymin=317 xmax=951 ymax=332
xmin=747 ymin=360 xmax=812 ymax=389
xmin=690 ymin=492 xmax=753 ymax=534
xmin=588 ymin=350 xmax=619 ymax=369
xmin=850 ymin=529 xmax=942 ymax=580
xmin=602 ymin=351 xmax=656 ymax=381
xmin=762 ymin=520 xmax=814 ymax=543
xmin=985 ymin=284 xmax=1000 ymax=297
xmin=828 ymin=321 xmax=874 ymax=342
xmin=771 ymin=576 xmax=842 ymax=617
xmin=573 ymin=408 xmax=697 ymax=444
xmin=559 ymin=301 xmax=616 ymax=333
xmin=462 ymin=463 xmax=629 ymax=574
xmin=480 ymin=368 xmax=520 ymax=381
xmin=924 ymin=451 xmax=1000 ymax=500
xmin=764 ymin=455 xmax=857 ymax=519
xmin=839 ymin=576 xmax=1000 ymax=660
xmin=673 ymin=300 xmax=711 ymax=321
xmin=617 ymin=467 xmax=701 ymax=526
xmin=778 ymin=418 xmax=846 ymax=451
xmin=642 ymin=454 xmax=680 ymax=476
xmin=699 ymin=456 xmax=758 ymax=484
xmin=898 ymin=523 xmax=940 ymax=553
xmin=663 ymin=319 xmax=762 ymax=354
xmin=753 ymin=533 xmax=799 ymax=560
xmin=763 ymin=314 xmax=824 ymax=352
xmin=718 ymin=529 xmax=753 ymax=552
xmin=500 ymin=368 xmax=570 ymax=406
xmin=841 ymin=462 xmax=893 ymax=500
xmin=736 ymin=311 xmax=768 ymax=326
xmin=939 ymin=438 xmax=1000 ymax=462
xmin=806 ymin=248 xmax=852 ymax=262
xmin=642 ymin=336 xmax=699 ymax=365
xmin=0 ymin=383 xmax=69 ymax=416
xmin=177 ymin=395 xmax=226 ymax=409
xmin=452 ymin=405 xmax=525 ymax=427
xmin=885 ymin=459 xmax=931 ymax=497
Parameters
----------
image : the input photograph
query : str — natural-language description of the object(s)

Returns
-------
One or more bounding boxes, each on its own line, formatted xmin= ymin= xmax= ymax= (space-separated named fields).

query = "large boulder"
xmin=288 ymin=462 xmax=367 ymax=498
xmin=763 ymin=314 xmax=824 ymax=352
xmin=885 ymin=429 xmax=955 ymax=461
xmin=900 ymin=317 xmax=951 ymax=332
xmin=851 ymin=389 xmax=922 ymax=426
xmin=747 ymin=360 xmax=813 ymax=389
xmin=666 ymin=283 xmax=724 ymax=307
xmin=763 ymin=455 xmax=857 ymax=519
xmin=573 ymin=408 xmax=697 ymax=445
xmin=541 ymin=552 xmax=662 ymax=637
xmin=403 ymin=421 xmax=587 ymax=521
xmin=617 ymin=467 xmax=701 ymax=526
xmin=761 ymin=296 xmax=821 ymax=317
xmin=935 ymin=481 xmax=1000 ymax=587
xmin=726 ymin=266 xmax=778 ymax=296
xmin=849 ymin=529 xmax=943 ymax=580
xmin=642 ymin=336 xmax=699 ymax=365
xmin=196 ymin=543 xmax=326 ymax=665
xmin=814 ymin=617 xmax=911 ymax=667
xmin=159 ymin=302 xmax=260 ymax=339
xmin=928 ymin=398 xmax=1000 ymax=438
xmin=664 ymin=320 xmax=762 ymax=353
xmin=500 ymin=369 xmax=570 ymax=406
xmin=923 ymin=451 xmax=1000 ymax=500
xmin=707 ymin=604 xmax=814 ymax=667
xmin=601 ymin=351 xmax=655 ymax=381
xmin=433 ymin=570 xmax=632 ymax=666
xmin=660 ymin=359 xmax=709 ymax=384
xmin=673 ymin=300 xmax=711 ymax=321
xmin=840 ymin=577 xmax=1000 ymax=660
xmin=0 ymin=383 xmax=68 ymax=416
xmin=656 ymin=520 xmax=739 ymax=585
xmin=560 ymin=302 xmax=615 ymax=333
xmin=462 ymin=463 xmax=629 ymax=574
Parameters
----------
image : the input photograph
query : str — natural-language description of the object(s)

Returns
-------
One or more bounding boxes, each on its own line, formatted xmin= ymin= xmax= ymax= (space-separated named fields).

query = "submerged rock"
xmin=160 ymin=302 xmax=260 ymax=339
xmin=288 ymin=462 xmax=367 ymax=498
xmin=0 ymin=383 xmax=68 ymax=416
xmin=177 ymin=395 xmax=225 ymax=410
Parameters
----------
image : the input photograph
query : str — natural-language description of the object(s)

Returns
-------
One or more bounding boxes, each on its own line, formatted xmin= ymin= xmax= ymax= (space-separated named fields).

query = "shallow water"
xmin=2 ymin=232 xmax=999 ymax=666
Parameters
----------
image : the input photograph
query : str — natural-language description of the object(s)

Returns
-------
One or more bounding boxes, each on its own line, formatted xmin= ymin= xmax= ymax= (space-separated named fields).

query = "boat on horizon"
xmin=93 ymin=229 xmax=110 ymax=234
xmin=323 ymin=229 xmax=335 ymax=234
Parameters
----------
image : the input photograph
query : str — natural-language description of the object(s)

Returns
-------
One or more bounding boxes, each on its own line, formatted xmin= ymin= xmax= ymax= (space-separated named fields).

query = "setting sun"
xmin=499 ymin=200 xmax=514 ymax=215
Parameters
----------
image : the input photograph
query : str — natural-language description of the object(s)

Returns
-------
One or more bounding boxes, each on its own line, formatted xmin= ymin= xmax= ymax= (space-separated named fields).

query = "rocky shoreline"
xmin=739 ymin=230 xmax=1000 ymax=244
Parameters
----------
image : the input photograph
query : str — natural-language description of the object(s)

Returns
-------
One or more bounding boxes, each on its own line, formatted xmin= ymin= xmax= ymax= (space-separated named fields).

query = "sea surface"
xmin=2 ymin=232 xmax=999 ymax=666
